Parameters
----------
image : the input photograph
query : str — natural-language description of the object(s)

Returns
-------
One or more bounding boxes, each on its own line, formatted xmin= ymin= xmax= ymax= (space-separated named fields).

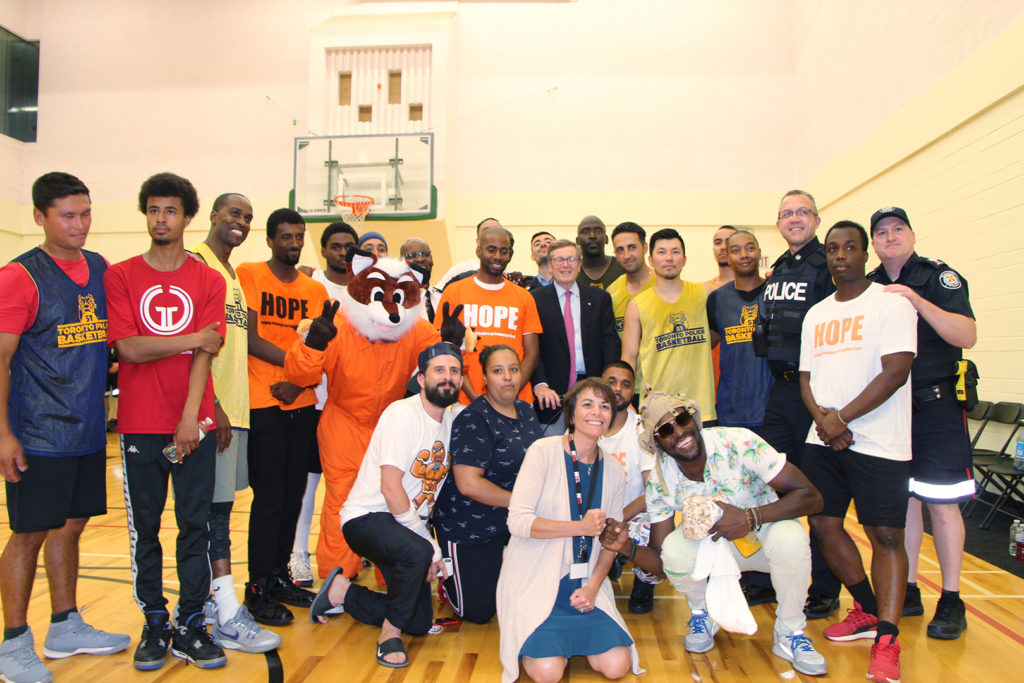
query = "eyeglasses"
xmin=403 ymin=251 xmax=431 ymax=259
xmin=778 ymin=207 xmax=817 ymax=220
xmin=550 ymin=256 xmax=579 ymax=265
xmin=655 ymin=410 xmax=694 ymax=440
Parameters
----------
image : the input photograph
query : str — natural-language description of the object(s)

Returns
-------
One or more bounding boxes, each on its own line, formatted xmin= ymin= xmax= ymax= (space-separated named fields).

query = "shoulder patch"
xmin=926 ymin=258 xmax=946 ymax=267
xmin=939 ymin=270 xmax=962 ymax=290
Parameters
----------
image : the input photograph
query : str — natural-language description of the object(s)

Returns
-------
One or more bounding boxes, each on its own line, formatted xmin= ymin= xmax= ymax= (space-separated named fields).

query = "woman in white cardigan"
xmin=496 ymin=378 xmax=642 ymax=682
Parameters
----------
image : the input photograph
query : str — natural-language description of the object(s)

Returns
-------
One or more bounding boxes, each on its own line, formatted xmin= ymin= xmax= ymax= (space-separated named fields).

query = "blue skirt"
xmin=519 ymin=575 xmax=633 ymax=659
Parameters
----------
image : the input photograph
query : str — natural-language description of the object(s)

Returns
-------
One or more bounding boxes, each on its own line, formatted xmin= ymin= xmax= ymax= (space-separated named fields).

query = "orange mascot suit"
xmin=285 ymin=250 xmax=440 ymax=578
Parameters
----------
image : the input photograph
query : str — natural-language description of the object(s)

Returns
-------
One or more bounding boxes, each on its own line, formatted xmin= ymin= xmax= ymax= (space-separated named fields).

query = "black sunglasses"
xmin=655 ymin=410 xmax=693 ymax=440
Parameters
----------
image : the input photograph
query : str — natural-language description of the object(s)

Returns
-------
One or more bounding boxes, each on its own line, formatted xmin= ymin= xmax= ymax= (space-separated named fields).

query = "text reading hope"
xmin=814 ymin=315 xmax=864 ymax=348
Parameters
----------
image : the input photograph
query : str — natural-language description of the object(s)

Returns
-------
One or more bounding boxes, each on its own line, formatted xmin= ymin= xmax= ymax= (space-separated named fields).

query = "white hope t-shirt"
xmin=799 ymin=282 xmax=917 ymax=461
xmin=340 ymin=394 xmax=462 ymax=526
xmin=598 ymin=409 xmax=655 ymax=504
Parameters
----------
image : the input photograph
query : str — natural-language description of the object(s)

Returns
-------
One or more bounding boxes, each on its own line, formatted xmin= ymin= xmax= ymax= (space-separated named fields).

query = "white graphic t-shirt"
xmin=340 ymin=394 xmax=463 ymax=525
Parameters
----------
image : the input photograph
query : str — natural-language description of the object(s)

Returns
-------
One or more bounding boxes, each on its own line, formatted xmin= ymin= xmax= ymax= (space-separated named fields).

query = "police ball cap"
xmin=869 ymin=206 xmax=912 ymax=235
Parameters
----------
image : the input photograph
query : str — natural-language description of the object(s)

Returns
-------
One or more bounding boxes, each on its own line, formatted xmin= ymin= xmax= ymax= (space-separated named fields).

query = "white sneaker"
xmin=772 ymin=630 xmax=828 ymax=676
xmin=684 ymin=610 xmax=719 ymax=653
xmin=289 ymin=551 xmax=314 ymax=587
xmin=203 ymin=597 xmax=218 ymax=626
xmin=212 ymin=606 xmax=283 ymax=654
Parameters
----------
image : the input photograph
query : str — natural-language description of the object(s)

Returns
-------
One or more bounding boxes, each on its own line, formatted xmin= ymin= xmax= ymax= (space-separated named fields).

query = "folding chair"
xmin=976 ymin=419 xmax=1024 ymax=530
xmin=966 ymin=400 xmax=993 ymax=448
xmin=965 ymin=402 xmax=1024 ymax=520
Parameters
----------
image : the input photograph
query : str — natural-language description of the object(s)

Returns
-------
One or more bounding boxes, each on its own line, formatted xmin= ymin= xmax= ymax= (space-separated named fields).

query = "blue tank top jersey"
xmin=8 ymin=248 xmax=108 ymax=457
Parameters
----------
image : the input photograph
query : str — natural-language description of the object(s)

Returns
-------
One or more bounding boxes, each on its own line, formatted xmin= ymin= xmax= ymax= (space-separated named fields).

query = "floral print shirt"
xmin=646 ymin=427 xmax=785 ymax=524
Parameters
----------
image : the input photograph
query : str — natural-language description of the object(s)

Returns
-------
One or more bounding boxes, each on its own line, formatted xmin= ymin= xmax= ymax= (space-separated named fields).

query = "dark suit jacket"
xmin=531 ymin=283 xmax=621 ymax=422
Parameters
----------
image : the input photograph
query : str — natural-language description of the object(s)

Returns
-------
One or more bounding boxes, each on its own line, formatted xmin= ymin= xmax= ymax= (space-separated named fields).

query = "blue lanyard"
xmin=568 ymin=436 xmax=601 ymax=562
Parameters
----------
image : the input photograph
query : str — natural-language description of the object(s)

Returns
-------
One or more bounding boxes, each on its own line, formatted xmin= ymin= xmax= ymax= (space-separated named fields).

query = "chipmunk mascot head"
xmin=341 ymin=248 xmax=425 ymax=342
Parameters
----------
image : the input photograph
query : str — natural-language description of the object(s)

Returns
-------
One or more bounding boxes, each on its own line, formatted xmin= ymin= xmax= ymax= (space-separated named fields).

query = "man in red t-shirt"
xmin=0 ymin=172 xmax=130 ymax=683
xmin=105 ymin=173 xmax=227 ymax=671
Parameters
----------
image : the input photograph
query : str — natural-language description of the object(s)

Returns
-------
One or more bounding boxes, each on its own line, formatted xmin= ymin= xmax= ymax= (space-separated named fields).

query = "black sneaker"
xmin=245 ymin=580 xmax=294 ymax=626
xmin=927 ymin=597 xmax=967 ymax=640
xmin=742 ymin=583 xmax=777 ymax=607
xmin=627 ymin=576 xmax=655 ymax=614
xmin=171 ymin=613 xmax=226 ymax=669
xmin=608 ymin=555 xmax=623 ymax=582
xmin=902 ymin=583 xmax=924 ymax=617
xmin=803 ymin=594 xmax=840 ymax=620
xmin=134 ymin=611 xmax=173 ymax=671
xmin=270 ymin=572 xmax=316 ymax=608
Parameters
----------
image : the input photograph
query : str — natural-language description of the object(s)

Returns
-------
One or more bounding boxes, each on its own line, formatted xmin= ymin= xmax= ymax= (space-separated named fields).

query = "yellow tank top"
xmin=191 ymin=243 xmax=250 ymax=429
xmin=634 ymin=280 xmax=716 ymax=421
xmin=608 ymin=274 xmax=655 ymax=391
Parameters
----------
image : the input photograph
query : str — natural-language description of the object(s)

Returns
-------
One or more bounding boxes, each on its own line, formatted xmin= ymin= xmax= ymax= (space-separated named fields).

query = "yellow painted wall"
xmin=810 ymin=19 xmax=1024 ymax=407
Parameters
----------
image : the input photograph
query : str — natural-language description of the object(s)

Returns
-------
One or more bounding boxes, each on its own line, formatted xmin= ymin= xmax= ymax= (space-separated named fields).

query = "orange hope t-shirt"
xmin=436 ymin=276 xmax=542 ymax=404
xmin=237 ymin=261 xmax=328 ymax=410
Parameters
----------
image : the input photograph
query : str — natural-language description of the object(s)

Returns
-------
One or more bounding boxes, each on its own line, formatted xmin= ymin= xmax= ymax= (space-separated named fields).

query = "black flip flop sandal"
xmin=375 ymin=637 xmax=408 ymax=668
xmin=309 ymin=566 xmax=343 ymax=624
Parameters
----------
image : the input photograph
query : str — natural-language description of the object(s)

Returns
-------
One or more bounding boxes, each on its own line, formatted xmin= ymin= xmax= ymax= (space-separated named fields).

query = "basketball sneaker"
xmin=866 ymin=634 xmax=900 ymax=682
xmin=823 ymin=602 xmax=878 ymax=642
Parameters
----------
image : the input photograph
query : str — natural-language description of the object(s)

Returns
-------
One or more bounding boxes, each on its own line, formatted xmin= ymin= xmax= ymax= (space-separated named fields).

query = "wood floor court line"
xmin=2 ymin=437 xmax=1024 ymax=680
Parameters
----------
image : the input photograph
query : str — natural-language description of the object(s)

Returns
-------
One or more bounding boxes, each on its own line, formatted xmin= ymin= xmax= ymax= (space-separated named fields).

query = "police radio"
xmin=752 ymin=315 xmax=768 ymax=357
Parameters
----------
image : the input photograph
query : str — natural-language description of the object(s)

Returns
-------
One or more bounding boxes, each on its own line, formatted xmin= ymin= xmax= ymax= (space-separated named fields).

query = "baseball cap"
xmin=417 ymin=341 xmax=463 ymax=373
xmin=870 ymin=207 xmax=912 ymax=235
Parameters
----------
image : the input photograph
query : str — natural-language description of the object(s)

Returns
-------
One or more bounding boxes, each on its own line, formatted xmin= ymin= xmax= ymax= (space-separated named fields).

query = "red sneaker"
xmin=867 ymin=634 xmax=901 ymax=682
xmin=823 ymin=601 xmax=878 ymax=642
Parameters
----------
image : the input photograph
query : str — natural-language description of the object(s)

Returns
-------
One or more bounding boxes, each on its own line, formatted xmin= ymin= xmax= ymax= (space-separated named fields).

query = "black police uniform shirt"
xmin=761 ymin=237 xmax=836 ymax=373
xmin=868 ymin=252 xmax=974 ymax=391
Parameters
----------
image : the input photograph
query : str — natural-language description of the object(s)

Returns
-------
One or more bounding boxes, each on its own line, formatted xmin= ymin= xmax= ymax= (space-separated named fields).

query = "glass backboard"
xmin=292 ymin=132 xmax=435 ymax=220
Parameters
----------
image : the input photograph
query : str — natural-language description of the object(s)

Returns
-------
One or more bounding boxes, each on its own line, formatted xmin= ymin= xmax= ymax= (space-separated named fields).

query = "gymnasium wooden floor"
xmin=2 ymin=436 xmax=1023 ymax=682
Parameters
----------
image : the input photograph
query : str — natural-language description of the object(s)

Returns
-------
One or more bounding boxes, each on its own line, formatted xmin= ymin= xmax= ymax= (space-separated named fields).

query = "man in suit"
xmin=532 ymin=239 xmax=621 ymax=431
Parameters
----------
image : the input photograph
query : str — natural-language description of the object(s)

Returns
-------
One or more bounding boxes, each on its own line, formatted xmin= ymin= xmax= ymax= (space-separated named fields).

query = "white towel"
xmin=691 ymin=535 xmax=757 ymax=635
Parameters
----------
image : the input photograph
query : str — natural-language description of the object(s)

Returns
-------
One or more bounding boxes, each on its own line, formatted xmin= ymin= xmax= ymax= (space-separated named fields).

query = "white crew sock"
xmin=292 ymin=473 xmax=321 ymax=554
xmin=212 ymin=575 xmax=241 ymax=626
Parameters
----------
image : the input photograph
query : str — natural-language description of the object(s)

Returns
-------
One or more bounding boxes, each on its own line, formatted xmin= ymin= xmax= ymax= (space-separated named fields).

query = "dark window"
xmin=0 ymin=26 xmax=39 ymax=143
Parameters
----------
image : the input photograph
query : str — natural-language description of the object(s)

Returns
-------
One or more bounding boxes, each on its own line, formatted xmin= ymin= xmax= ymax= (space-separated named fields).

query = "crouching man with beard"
xmin=310 ymin=342 xmax=464 ymax=669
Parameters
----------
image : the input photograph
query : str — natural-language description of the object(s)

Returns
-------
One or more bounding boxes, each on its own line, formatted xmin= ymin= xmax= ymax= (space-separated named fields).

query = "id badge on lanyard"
xmin=568 ymin=436 xmax=601 ymax=582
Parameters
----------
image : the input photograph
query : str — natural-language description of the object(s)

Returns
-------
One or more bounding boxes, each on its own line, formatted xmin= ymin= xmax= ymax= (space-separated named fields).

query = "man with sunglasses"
xmin=599 ymin=391 xmax=826 ymax=676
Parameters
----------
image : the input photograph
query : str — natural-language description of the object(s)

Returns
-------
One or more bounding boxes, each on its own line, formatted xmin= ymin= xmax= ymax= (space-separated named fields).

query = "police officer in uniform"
xmin=751 ymin=189 xmax=842 ymax=619
xmin=868 ymin=206 xmax=976 ymax=640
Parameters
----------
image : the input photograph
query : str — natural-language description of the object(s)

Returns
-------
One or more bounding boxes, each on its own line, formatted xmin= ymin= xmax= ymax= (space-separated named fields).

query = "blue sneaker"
xmin=0 ymin=628 xmax=53 ymax=683
xmin=683 ymin=610 xmax=719 ymax=653
xmin=43 ymin=612 xmax=130 ymax=659
xmin=772 ymin=630 xmax=828 ymax=676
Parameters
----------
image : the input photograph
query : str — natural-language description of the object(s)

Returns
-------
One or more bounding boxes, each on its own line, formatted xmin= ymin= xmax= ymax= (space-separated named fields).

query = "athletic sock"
xmin=50 ymin=607 xmax=77 ymax=624
xmin=848 ymin=578 xmax=877 ymax=615
xmin=938 ymin=589 xmax=960 ymax=603
xmin=212 ymin=575 xmax=241 ymax=625
xmin=876 ymin=620 xmax=899 ymax=641
xmin=3 ymin=625 xmax=29 ymax=641
xmin=292 ymin=473 xmax=320 ymax=555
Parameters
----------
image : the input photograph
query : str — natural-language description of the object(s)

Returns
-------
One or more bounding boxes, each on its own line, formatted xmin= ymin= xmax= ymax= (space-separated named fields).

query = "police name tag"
xmin=570 ymin=562 xmax=589 ymax=580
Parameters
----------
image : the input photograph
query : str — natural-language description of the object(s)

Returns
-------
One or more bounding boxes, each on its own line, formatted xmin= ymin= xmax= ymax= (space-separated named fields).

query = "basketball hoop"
xmin=333 ymin=194 xmax=374 ymax=232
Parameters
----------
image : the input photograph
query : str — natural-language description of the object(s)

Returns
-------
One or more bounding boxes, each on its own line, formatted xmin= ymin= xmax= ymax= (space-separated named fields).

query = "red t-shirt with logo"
xmin=105 ymin=255 xmax=226 ymax=434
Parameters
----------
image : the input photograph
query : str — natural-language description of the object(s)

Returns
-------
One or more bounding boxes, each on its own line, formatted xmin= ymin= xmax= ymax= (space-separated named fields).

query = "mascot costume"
xmin=285 ymin=248 xmax=465 ymax=579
